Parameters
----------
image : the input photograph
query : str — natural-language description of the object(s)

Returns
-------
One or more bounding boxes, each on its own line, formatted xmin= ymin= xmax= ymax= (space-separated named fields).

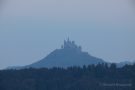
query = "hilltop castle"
xmin=61 ymin=38 xmax=82 ymax=51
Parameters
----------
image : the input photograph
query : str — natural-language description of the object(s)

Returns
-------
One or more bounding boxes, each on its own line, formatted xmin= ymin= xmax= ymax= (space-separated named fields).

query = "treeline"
xmin=0 ymin=63 xmax=135 ymax=90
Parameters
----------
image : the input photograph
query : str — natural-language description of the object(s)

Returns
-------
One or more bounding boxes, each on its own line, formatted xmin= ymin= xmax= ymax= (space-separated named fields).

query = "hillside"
xmin=26 ymin=39 xmax=105 ymax=68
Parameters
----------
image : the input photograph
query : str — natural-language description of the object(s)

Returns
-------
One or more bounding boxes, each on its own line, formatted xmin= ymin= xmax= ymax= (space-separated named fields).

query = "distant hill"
xmin=117 ymin=61 xmax=134 ymax=67
xmin=7 ymin=39 xmax=134 ymax=69
xmin=24 ymin=39 xmax=105 ymax=68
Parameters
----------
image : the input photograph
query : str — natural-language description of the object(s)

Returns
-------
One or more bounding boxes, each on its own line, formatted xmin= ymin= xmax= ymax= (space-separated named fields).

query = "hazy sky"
xmin=0 ymin=0 xmax=135 ymax=69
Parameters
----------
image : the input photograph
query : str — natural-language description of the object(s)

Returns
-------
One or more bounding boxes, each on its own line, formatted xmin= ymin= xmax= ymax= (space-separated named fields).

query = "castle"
xmin=61 ymin=38 xmax=82 ymax=51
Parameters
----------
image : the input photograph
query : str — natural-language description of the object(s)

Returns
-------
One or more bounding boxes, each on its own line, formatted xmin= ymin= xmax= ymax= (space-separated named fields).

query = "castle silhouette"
xmin=61 ymin=38 xmax=82 ymax=51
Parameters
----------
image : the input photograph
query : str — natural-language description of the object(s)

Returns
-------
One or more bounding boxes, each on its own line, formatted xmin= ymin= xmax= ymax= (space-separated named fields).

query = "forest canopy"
xmin=0 ymin=63 xmax=135 ymax=90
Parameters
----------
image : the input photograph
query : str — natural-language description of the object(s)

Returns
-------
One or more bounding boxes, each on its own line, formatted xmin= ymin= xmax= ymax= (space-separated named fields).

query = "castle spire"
xmin=67 ymin=37 xmax=70 ymax=42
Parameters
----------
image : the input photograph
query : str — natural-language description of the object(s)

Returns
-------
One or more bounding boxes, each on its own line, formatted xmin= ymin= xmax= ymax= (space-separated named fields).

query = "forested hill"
xmin=26 ymin=39 xmax=104 ymax=68
xmin=0 ymin=63 xmax=135 ymax=90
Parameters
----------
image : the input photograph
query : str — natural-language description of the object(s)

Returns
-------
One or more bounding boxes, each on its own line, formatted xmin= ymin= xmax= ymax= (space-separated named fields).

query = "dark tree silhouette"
xmin=0 ymin=64 xmax=134 ymax=90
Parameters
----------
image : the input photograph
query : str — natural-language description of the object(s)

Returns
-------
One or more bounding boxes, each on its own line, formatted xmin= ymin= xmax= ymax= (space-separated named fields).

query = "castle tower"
xmin=61 ymin=38 xmax=82 ymax=52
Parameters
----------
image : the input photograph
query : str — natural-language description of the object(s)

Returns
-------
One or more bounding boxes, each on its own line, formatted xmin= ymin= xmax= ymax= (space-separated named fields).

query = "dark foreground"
xmin=0 ymin=63 xmax=135 ymax=90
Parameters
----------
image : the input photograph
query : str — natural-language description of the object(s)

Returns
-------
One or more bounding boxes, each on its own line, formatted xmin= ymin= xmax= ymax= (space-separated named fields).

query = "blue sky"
xmin=0 ymin=0 xmax=135 ymax=69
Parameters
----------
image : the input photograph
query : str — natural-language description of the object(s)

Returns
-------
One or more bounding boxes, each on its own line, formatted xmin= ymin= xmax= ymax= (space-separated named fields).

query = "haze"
xmin=0 ymin=0 xmax=135 ymax=69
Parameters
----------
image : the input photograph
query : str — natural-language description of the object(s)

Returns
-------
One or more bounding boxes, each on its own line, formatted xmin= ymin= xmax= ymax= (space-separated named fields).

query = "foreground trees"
xmin=0 ymin=63 xmax=135 ymax=90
